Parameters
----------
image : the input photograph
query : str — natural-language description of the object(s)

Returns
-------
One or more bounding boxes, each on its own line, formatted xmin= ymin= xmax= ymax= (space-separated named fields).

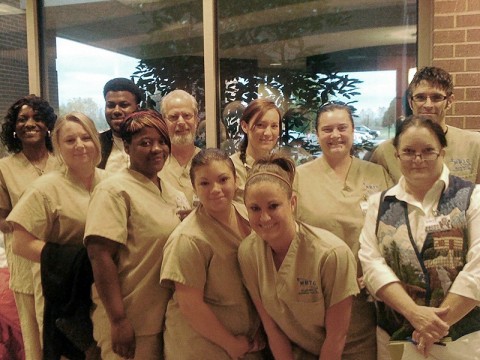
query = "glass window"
xmin=218 ymin=0 xmax=417 ymax=161
xmin=42 ymin=0 xmax=204 ymax=135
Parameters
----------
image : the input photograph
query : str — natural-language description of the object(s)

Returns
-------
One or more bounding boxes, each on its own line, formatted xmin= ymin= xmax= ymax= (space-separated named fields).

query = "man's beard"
xmin=171 ymin=131 xmax=195 ymax=146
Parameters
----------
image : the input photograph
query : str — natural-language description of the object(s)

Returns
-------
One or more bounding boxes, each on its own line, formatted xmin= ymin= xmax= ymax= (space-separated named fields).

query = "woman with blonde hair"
xmin=8 ymin=111 xmax=107 ymax=358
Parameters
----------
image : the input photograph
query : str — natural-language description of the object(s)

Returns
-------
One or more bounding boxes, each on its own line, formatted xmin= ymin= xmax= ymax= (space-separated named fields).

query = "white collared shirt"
xmin=359 ymin=165 xmax=480 ymax=302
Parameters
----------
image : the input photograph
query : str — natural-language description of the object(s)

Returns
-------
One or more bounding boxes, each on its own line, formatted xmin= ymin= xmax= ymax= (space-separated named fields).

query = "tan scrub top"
xmin=238 ymin=221 xmax=359 ymax=356
xmin=0 ymin=152 xmax=60 ymax=293
xmin=7 ymin=168 xmax=106 ymax=247
xmin=159 ymin=147 xmax=201 ymax=207
xmin=230 ymin=152 xmax=254 ymax=204
xmin=295 ymin=156 xmax=393 ymax=259
xmin=295 ymin=156 xmax=392 ymax=360
xmin=84 ymin=168 xmax=181 ymax=336
xmin=370 ymin=126 xmax=480 ymax=184
xmin=160 ymin=204 xmax=262 ymax=360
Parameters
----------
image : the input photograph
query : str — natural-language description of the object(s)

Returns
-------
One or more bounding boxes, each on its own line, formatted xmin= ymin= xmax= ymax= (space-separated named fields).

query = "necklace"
xmin=29 ymin=155 xmax=49 ymax=176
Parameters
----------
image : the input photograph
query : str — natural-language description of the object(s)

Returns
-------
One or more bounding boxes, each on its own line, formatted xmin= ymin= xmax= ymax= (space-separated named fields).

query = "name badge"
xmin=425 ymin=215 xmax=452 ymax=233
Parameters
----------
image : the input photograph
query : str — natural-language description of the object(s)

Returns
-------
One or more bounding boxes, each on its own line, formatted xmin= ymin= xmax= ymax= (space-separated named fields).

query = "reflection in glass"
xmin=218 ymin=0 xmax=417 ymax=160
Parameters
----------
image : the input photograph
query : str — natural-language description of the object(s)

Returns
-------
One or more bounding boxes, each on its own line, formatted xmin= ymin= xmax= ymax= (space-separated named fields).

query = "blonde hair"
xmin=52 ymin=112 xmax=101 ymax=166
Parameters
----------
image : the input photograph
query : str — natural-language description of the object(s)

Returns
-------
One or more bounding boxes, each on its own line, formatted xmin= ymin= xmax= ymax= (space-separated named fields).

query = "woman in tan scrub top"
xmin=85 ymin=110 xmax=185 ymax=360
xmin=239 ymin=155 xmax=359 ymax=360
xmin=230 ymin=99 xmax=281 ymax=202
xmin=161 ymin=148 xmax=264 ymax=359
xmin=295 ymin=103 xmax=393 ymax=360
xmin=0 ymin=95 xmax=59 ymax=359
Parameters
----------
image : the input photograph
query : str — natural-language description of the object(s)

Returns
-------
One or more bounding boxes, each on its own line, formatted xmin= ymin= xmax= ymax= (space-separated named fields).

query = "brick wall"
xmin=0 ymin=11 xmax=29 ymax=123
xmin=433 ymin=0 xmax=480 ymax=130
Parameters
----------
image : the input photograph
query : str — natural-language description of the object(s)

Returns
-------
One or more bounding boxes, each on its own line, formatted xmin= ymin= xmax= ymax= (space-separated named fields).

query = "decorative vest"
xmin=375 ymin=175 xmax=480 ymax=340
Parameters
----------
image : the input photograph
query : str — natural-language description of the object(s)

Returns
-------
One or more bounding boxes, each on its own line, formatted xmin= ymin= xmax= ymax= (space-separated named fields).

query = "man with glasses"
xmin=371 ymin=66 xmax=480 ymax=183
xmin=99 ymin=77 xmax=143 ymax=171
xmin=159 ymin=89 xmax=201 ymax=207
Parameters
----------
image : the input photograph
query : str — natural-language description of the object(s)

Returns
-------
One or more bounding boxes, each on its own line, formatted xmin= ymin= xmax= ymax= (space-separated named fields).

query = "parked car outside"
xmin=355 ymin=125 xmax=380 ymax=138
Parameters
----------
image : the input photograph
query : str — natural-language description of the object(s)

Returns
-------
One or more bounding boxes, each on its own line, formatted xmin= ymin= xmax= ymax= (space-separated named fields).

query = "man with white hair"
xmin=160 ymin=89 xmax=201 ymax=207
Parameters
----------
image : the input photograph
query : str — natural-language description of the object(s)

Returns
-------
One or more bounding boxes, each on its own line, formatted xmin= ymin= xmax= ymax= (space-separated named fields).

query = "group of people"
xmin=0 ymin=65 xmax=478 ymax=360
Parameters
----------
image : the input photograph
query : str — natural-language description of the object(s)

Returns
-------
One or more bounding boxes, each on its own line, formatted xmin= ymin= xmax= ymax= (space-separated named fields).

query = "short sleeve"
xmin=84 ymin=184 xmax=128 ymax=245
xmin=237 ymin=238 xmax=262 ymax=301
xmin=320 ymin=245 xmax=359 ymax=308
xmin=7 ymin=186 xmax=53 ymax=241
xmin=0 ymin=169 xmax=12 ymax=212
xmin=160 ymin=233 xmax=212 ymax=290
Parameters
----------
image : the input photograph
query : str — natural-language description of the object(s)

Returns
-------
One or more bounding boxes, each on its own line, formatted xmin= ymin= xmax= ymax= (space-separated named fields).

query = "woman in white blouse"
xmin=359 ymin=115 xmax=480 ymax=359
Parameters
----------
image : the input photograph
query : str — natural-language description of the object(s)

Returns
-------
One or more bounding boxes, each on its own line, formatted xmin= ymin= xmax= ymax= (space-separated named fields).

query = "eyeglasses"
xmin=166 ymin=112 xmax=194 ymax=122
xmin=411 ymin=93 xmax=448 ymax=103
xmin=397 ymin=150 xmax=440 ymax=161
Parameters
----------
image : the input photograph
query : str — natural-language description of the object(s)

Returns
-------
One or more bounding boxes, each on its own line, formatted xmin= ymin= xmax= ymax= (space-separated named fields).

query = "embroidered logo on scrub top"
xmin=449 ymin=158 xmax=472 ymax=175
xmin=296 ymin=277 xmax=319 ymax=295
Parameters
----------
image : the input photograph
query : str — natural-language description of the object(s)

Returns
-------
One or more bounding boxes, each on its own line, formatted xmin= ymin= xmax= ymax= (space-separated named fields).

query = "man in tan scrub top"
xmin=370 ymin=66 xmax=480 ymax=184
xmin=159 ymin=90 xmax=201 ymax=207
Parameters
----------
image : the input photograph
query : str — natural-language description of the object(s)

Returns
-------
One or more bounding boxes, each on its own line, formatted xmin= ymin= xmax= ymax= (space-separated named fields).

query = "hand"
xmin=111 ymin=318 xmax=136 ymax=359
xmin=176 ymin=208 xmax=193 ymax=221
xmin=357 ymin=276 xmax=366 ymax=290
xmin=408 ymin=305 xmax=449 ymax=345
xmin=0 ymin=219 xmax=12 ymax=233
xmin=411 ymin=330 xmax=432 ymax=357
xmin=225 ymin=335 xmax=251 ymax=360
xmin=249 ymin=329 xmax=266 ymax=353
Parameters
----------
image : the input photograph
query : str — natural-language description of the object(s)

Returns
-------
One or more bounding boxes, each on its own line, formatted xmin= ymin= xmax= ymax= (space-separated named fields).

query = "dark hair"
xmin=393 ymin=115 xmax=447 ymax=149
xmin=103 ymin=78 xmax=143 ymax=105
xmin=315 ymin=102 xmax=354 ymax=130
xmin=239 ymin=99 xmax=281 ymax=165
xmin=1 ymin=95 xmax=56 ymax=153
xmin=190 ymin=148 xmax=236 ymax=186
xmin=244 ymin=154 xmax=295 ymax=199
xmin=408 ymin=67 xmax=454 ymax=97
xmin=119 ymin=110 xmax=171 ymax=151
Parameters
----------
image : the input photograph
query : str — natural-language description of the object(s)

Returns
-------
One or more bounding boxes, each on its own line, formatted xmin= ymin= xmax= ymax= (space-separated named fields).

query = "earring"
xmin=13 ymin=132 xmax=16 ymax=139
xmin=47 ymin=130 xmax=51 ymax=137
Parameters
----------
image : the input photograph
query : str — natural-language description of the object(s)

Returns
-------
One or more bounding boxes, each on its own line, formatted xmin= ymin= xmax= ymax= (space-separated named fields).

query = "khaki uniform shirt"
xmin=160 ymin=204 xmax=262 ymax=359
xmin=85 ymin=169 xmax=182 ymax=336
xmin=295 ymin=156 xmax=393 ymax=259
xmin=0 ymin=153 xmax=60 ymax=293
xmin=295 ymin=156 xmax=392 ymax=359
xmin=238 ymin=222 xmax=359 ymax=356
xmin=230 ymin=152 xmax=254 ymax=204
xmin=159 ymin=148 xmax=201 ymax=207
xmin=104 ymin=135 xmax=129 ymax=172
xmin=7 ymin=167 xmax=106 ymax=313
xmin=370 ymin=126 xmax=480 ymax=184
xmin=7 ymin=168 xmax=106 ymax=247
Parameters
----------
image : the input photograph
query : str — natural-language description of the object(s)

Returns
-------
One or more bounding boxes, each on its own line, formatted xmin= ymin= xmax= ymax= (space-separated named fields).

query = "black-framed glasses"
xmin=166 ymin=112 xmax=194 ymax=122
xmin=411 ymin=93 xmax=448 ymax=103
xmin=397 ymin=150 xmax=440 ymax=161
